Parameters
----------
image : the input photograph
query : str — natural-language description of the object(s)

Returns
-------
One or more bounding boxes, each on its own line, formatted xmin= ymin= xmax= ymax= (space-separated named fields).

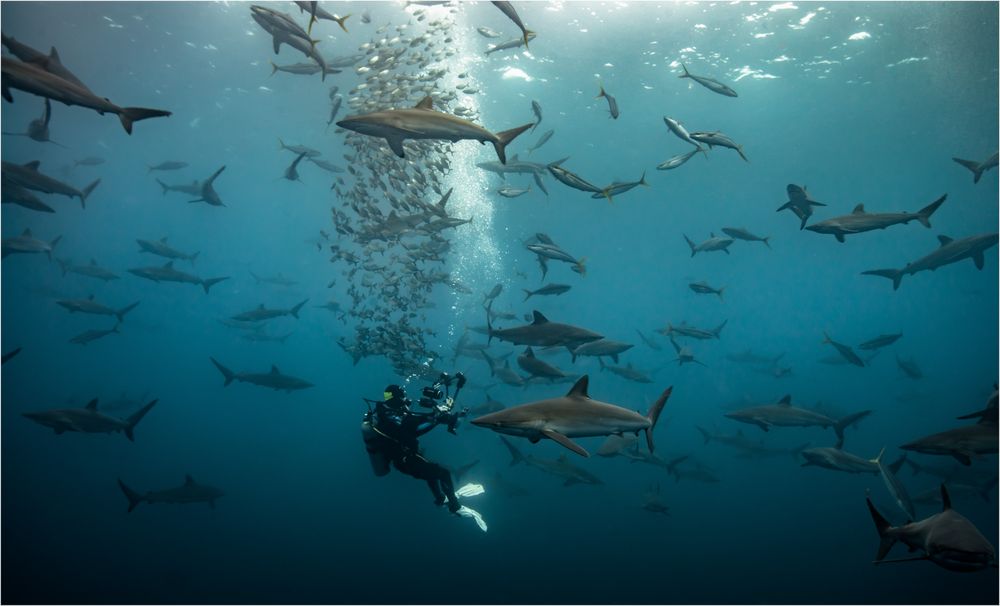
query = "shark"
xmin=486 ymin=308 xmax=603 ymax=348
xmin=231 ymin=300 xmax=308 ymax=322
xmin=127 ymin=261 xmax=228 ymax=294
xmin=472 ymin=375 xmax=671 ymax=457
xmin=862 ymin=232 xmax=998 ymax=290
xmin=777 ymin=184 xmax=827 ymax=230
xmin=866 ymin=485 xmax=996 ymax=571
xmin=210 ymin=358 xmax=314 ymax=392
xmin=22 ymin=398 xmax=157 ymax=441
xmin=1 ymin=56 xmax=170 ymax=134
xmin=499 ymin=437 xmax=602 ymax=486
xmin=2 ymin=228 xmax=61 ymax=260
xmin=805 ymin=195 xmax=946 ymax=242
xmin=2 ymin=160 xmax=99 ymax=208
xmin=899 ymin=393 xmax=998 ymax=466
xmin=724 ymin=394 xmax=871 ymax=444
xmin=118 ymin=474 xmax=224 ymax=513
xmin=56 ymin=295 xmax=139 ymax=322
xmin=337 ymin=96 xmax=531 ymax=163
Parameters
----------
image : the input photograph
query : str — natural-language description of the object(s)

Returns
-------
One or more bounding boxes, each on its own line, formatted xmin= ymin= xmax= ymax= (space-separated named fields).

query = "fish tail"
xmin=269 ymin=60 xmax=278 ymax=76
xmin=335 ymin=14 xmax=351 ymax=33
xmin=916 ymin=194 xmax=946 ymax=228
xmin=639 ymin=170 xmax=648 ymax=186
xmin=861 ymin=268 xmax=904 ymax=291
xmin=118 ymin=107 xmax=172 ymax=135
xmin=124 ymin=399 xmax=158 ymax=442
xmin=46 ymin=235 xmax=62 ymax=262
xmin=156 ymin=179 xmax=170 ymax=195
xmin=952 ymin=157 xmax=982 ymax=183
xmin=500 ymin=436 xmax=526 ymax=466
xmin=522 ymin=289 xmax=533 ymax=302
xmin=201 ymin=276 xmax=229 ymax=294
xmin=601 ymin=186 xmax=615 ymax=204
xmin=716 ymin=287 xmax=725 ymax=302
xmin=211 ymin=357 xmax=235 ymax=387
xmin=866 ymin=495 xmax=898 ymax=561
xmin=835 ymin=410 xmax=872 ymax=445
xmin=762 ymin=236 xmax=771 ymax=249
xmin=56 ymin=257 xmax=70 ymax=277
xmin=573 ymin=257 xmax=587 ymax=276
xmin=679 ymin=63 xmax=690 ymax=78
xmin=695 ymin=426 xmax=711 ymax=444
xmin=492 ymin=123 xmax=533 ymax=165
xmin=523 ymin=29 xmax=534 ymax=49
xmin=683 ymin=234 xmax=696 ymax=257
xmin=643 ymin=386 xmax=672 ymax=453
xmin=116 ymin=301 xmax=141 ymax=323
xmin=290 ymin=299 xmax=309 ymax=319
xmin=118 ymin=478 xmax=143 ymax=513
xmin=736 ymin=145 xmax=749 ymax=162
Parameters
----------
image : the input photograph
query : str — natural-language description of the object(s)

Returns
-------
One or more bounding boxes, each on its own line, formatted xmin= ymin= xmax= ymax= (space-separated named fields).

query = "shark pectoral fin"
xmin=542 ymin=429 xmax=589 ymax=457
xmin=953 ymin=452 xmax=972 ymax=466
xmin=973 ymin=251 xmax=985 ymax=270
xmin=835 ymin=233 xmax=845 ymax=243
xmin=529 ymin=435 xmax=540 ymax=443
xmin=386 ymin=137 xmax=406 ymax=158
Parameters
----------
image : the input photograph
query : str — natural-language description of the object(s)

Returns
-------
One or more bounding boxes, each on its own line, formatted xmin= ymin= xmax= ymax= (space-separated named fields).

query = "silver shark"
xmin=866 ymin=485 xmax=995 ymax=571
xmin=777 ymin=184 xmax=827 ymax=230
xmin=472 ymin=375 xmax=671 ymax=457
xmin=23 ymin=397 xmax=156 ymax=441
xmin=952 ymin=152 xmax=998 ymax=184
xmin=499 ymin=437 xmax=602 ymax=486
xmin=2 ymin=228 xmax=61 ymax=260
xmin=724 ymin=394 xmax=871 ymax=444
xmin=805 ymin=195 xmax=946 ymax=243
xmin=900 ymin=397 xmax=997 ymax=466
xmin=210 ymin=358 xmax=314 ymax=392
xmin=337 ymin=96 xmax=531 ymax=163
xmin=137 ymin=237 xmax=199 ymax=265
xmin=862 ymin=232 xmax=998 ymax=290
xmin=684 ymin=233 xmax=733 ymax=256
xmin=118 ymin=474 xmax=224 ymax=513
xmin=127 ymin=260 xmax=228 ymax=294
xmin=486 ymin=308 xmax=603 ymax=348
xmin=57 ymin=295 xmax=139 ymax=322
xmin=231 ymin=300 xmax=308 ymax=322
xmin=1 ymin=56 xmax=170 ymax=134
xmin=3 ymin=160 xmax=99 ymax=208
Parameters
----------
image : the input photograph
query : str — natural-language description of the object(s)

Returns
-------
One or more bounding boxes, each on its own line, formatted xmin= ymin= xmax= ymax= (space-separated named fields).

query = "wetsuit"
xmin=371 ymin=399 xmax=462 ymax=513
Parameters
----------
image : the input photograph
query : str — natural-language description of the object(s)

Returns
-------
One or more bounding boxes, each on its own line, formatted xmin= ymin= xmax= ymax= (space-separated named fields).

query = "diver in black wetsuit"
xmin=362 ymin=373 xmax=468 ymax=513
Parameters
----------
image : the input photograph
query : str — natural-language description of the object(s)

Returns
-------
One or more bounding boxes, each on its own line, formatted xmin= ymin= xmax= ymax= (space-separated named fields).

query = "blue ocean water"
xmin=1 ymin=1 xmax=998 ymax=604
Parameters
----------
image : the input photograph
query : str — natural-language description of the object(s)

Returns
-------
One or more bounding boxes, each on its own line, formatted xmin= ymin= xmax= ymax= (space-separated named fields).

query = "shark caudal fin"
xmin=499 ymin=436 xmax=526 ymax=466
xmin=485 ymin=300 xmax=496 ymax=345
xmin=45 ymin=236 xmax=62 ymax=262
xmin=211 ymin=357 xmax=236 ymax=386
xmin=861 ymin=268 xmax=904 ymax=291
xmin=696 ymin=425 xmax=712 ymax=445
xmin=678 ymin=63 xmax=691 ymax=79
xmin=762 ymin=236 xmax=771 ymax=249
xmin=491 ymin=123 xmax=533 ymax=165
xmin=118 ymin=478 xmax=143 ymax=513
xmin=834 ymin=410 xmax=872 ymax=445
xmin=643 ymin=386 xmax=673 ymax=453
xmin=116 ymin=301 xmax=141 ymax=323
xmin=155 ymin=178 xmax=170 ymax=195
xmin=118 ymin=107 xmax=172 ymax=135
xmin=916 ymin=194 xmax=947 ymax=228
xmin=952 ymin=157 xmax=984 ymax=183
xmin=865 ymin=494 xmax=898 ymax=562
xmin=201 ymin=277 xmax=229 ymax=294
xmin=123 ymin=399 xmax=158 ymax=442
xmin=683 ymin=234 xmax=697 ymax=257
xmin=80 ymin=179 xmax=101 ymax=209
xmin=290 ymin=299 xmax=309 ymax=319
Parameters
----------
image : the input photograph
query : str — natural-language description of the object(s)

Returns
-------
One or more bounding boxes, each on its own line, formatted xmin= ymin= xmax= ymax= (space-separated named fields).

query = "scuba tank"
xmin=361 ymin=411 xmax=391 ymax=477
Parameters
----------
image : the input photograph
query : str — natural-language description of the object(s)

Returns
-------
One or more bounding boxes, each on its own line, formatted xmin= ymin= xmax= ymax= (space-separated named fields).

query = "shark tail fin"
xmin=118 ymin=107 xmax=172 ymax=135
xmin=290 ymin=299 xmax=309 ymax=319
xmin=80 ymin=179 xmax=101 ymax=209
xmin=695 ymin=425 xmax=711 ymax=445
xmin=683 ymin=234 xmax=697 ymax=257
xmin=712 ymin=319 xmax=727 ymax=337
xmin=56 ymin=257 xmax=70 ymax=276
xmin=762 ymin=236 xmax=771 ymax=249
xmin=866 ymin=495 xmax=897 ymax=561
xmin=666 ymin=455 xmax=689 ymax=479
xmin=916 ymin=194 xmax=946 ymax=228
xmin=485 ymin=300 xmax=495 ymax=345
xmin=522 ymin=289 xmax=533 ymax=302
xmin=835 ymin=410 xmax=872 ymax=445
xmin=500 ymin=436 xmax=525 ymax=466
xmin=270 ymin=60 xmax=279 ymax=76
xmin=716 ymin=287 xmax=725 ymax=302
xmin=480 ymin=349 xmax=497 ymax=376
xmin=46 ymin=235 xmax=62 ymax=262
xmin=124 ymin=399 xmax=158 ymax=442
xmin=492 ymin=123 xmax=533 ymax=165
xmin=679 ymin=63 xmax=690 ymax=78
xmin=118 ymin=478 xmax=142 ymax=513
xmin=116 ymin=301 xmax=141 ymax=323
xmin=201 ymin=277 xmax=229 ymax=294
xmin=155 ymin=178 xmax=170 ymax=195
xmin=861 ymin=268 xmax=904 ymax=291
xmin=643 ymin=386 xmax=673 ymax=453
xmin=211 ymin=357 xmax=235 ymax=386
xmin=952 ymin=157 xmax=984 ymax=183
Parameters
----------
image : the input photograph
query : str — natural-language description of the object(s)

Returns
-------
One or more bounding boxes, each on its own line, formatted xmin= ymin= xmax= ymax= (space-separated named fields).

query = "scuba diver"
xmin=362 ymin=372 xmax=470 ymax=513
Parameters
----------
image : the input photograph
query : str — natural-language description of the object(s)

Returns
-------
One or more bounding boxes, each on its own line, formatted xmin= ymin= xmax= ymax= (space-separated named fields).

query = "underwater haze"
xmin=2 ymin=1 xmax=998 ymax=604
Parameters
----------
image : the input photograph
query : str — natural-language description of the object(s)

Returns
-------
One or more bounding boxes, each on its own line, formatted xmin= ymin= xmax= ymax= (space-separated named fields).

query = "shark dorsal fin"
xmin=710 ymin=232 xmax=715 ymax=237
xmin=937 ymin=235 xmax=953 ymax=246
xmin=185 ymin=474 xmax=195 ymax=486
xmin=21 ymin=228 xmax=32 ymax=237
xmin=23 ymin=160 xmax=40 ymax=171
xmin=85 ymin=398 xmax=98 ymax=411
xmin=566 ymin=375 xmax=589 ymax=399
xmin=531 ymin=311 xmax=549 ymax=324
xmin=163 ymin=260 xmax=174 ymax=268
xmin=270 ymin=365 xmax=281 ymax=375
xmin=49 ymin=47 xmax=61 ymax=62
xmin=941 ymin=484 xmax=952 ymax=510
xmin=524 ymin=347 xmax=535 ymax=358
xmin=258 ymin=304 xmax=265 ymax=309
xmin=90 ymin=258 xmax=98 ymax=266
xmin=852 ymin=204 xmax=866 ymax=214
xmin=160 ymin=236 xmax=168 ymax=243
xmin=415 ymin=96 xmax=434 ymax=110
xmin=88 ymin=294 xmax=94 ymax=300
xmin=778 ymin=395 xmax=792 ymax=407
